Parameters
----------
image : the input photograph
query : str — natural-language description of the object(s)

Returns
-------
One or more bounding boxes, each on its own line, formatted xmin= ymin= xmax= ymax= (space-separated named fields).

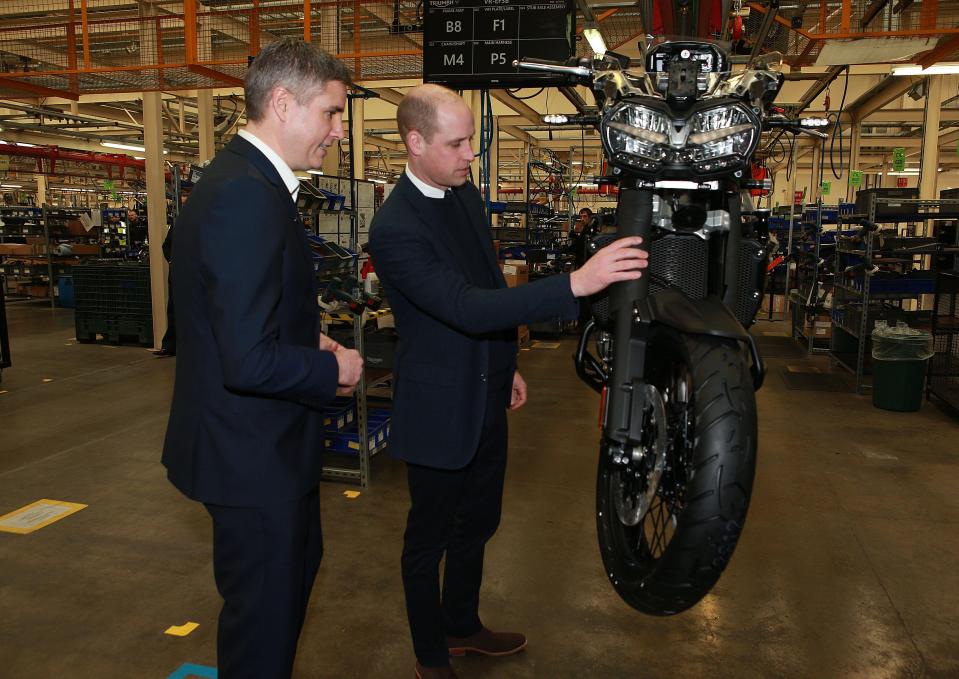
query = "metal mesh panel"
xmin=734 ymin=238 xmax=765 ymax=326
xmin=587 ymin=233 xmax=709 ymax=325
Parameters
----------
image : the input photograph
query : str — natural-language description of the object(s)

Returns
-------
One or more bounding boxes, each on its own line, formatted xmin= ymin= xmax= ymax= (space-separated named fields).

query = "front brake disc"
xmin=613 ymin=383 xmax=668 ymax=527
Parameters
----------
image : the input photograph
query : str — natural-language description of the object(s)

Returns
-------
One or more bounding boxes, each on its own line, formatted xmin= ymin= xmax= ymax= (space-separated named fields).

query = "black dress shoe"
xmin=414 ymin=662 xmax=458 ymax=678
xmin=447 ymin=627 xmax=527 ymax=657
xmin=152 ymin=348 xmax=176 ymax=357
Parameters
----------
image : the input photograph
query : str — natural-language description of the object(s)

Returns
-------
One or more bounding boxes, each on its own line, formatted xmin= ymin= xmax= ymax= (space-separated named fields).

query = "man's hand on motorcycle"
xmin=569 ymin=236 xmax=648 ymax=298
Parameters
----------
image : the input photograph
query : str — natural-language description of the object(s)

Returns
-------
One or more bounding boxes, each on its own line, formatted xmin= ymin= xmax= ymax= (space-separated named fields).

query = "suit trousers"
xmin=401 ymin=384 xmax=510 ymax=667
xmin=204 ymin=487 xmax=323 ymax=679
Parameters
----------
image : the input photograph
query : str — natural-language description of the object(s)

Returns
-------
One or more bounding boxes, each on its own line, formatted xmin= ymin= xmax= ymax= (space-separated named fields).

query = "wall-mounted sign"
xmin=423 ymin=0 xmax=575 ymax=89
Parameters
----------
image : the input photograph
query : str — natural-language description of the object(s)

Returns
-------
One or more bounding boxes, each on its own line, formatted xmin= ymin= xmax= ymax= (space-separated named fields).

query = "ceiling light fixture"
xmin=583 ymin=26 xmax=607 ymax=57
xmin=102 ymin=141 xmax=145 ymax=152
xmin=892 ymin=62 xmax=959 ymax=76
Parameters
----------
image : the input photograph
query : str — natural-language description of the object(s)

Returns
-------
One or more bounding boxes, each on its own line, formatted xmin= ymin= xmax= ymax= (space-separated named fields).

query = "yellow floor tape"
xmin=0 ymin=499 xmax=87 ymax=534
xmin=164 ymin=622 xmax=200 ymax=637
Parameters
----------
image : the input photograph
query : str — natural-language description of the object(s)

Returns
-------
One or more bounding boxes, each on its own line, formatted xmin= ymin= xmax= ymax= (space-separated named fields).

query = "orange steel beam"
xmin=795 ymin=38 xmax=820 ymax=65
xmin=157 ymin=16 xmax=166 ymax=90
xmin=0 ymin=61 xmax=244 ymax=78
xmin=746 ymin=3 xmax=813 ymax=39
xmin=66 ymin=0 xmax=79 ymax=96
xmin=184 ymin=0 xmax=197 ymax=63
xmin=353 ymin=0 xmax=361 ymax=78
xmin=250 ymin=0 xmax=261 ymax=56
xmin=919 ymin=34 xmax=959 ymax=67
xmin=188 ymin=64 xmax=245 ymax=87
xmin=805 ymin=27 xmax=959 ymax=39
xmin=0 ymin=77 xmax=79 ymax=100
xmin=304 ymin=0 xmax=311 ymax=41
xmin=819 ymin=0 xmax=827 ymax=34
xmin=920 ymin=0 xmax=939 ymax=31
xmin=841 ymin=0 xmax=851 ymax=31
xmin=80 ymin=0 xmax=91 ymax=68
xmin=335 ymin=49 xmax=422 ymax=59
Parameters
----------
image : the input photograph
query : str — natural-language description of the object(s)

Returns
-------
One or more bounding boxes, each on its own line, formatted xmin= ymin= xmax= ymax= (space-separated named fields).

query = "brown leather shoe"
xmin=447 ymin=627 xmax=527 ymax=657
xmin=415 ymin=662 xmax=459 ymax=679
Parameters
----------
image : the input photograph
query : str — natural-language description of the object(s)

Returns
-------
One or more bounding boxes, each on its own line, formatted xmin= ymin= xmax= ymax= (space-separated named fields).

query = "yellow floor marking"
xmin=343 ymin=491 xmax=361 ymax=499
xmin=164 ymin=622 xmax=200 ymax=637
xmin=786 ymin=365 xmax=821 ymax=373
xmin=0 ymin=499 xmax=87 ymax=534
xmin=531 ymin=342 xmax=561 ymax=349
xmin=42 ymin=378 xmax=53 ymax=383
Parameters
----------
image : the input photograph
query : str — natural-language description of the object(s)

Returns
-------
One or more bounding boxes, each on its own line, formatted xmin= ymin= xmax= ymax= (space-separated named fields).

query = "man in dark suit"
xmin=162 ymin=39 xmax=363 ymax=679
xmin=368 ymin=84 xmax=648 ymax=679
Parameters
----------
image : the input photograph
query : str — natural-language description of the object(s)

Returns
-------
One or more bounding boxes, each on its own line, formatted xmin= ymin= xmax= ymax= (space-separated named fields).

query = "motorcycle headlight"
xmin=687 ymin=104 xmax=759 ymax=173
xmin=603 ymin=103 xmax=670 ymax=173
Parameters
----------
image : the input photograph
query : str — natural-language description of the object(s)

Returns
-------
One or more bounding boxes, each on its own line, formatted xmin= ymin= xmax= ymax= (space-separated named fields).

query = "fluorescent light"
xmin=15 ymin=142 xmax=37 ymax=147
xmin=370 ymin=179 xmax=386 ymax=184
xmin=1 ymin=183 xmax=23 ymax=188
xmin=134 ymin=156 xmax=145 ymax=160
xmin=583 ymin=27 xmax=607 ymax=57
xmin=892 ymin=62 xmax=959 ymax=76
xmin=307 ymin=170 xmax=324 ymax=175
xmin=102 ymin=142 xmax=145 ymax=152
xmin=543 ymin=114 xmax=569 ymax=124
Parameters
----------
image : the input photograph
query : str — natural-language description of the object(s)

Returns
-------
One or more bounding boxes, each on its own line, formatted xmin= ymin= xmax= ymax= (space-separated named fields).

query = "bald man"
xmin=368 ymin=84 xmax=647 ymax=679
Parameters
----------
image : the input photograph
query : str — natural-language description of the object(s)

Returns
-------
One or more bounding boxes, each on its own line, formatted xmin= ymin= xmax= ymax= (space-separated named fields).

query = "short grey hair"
xmin=397 ymin=84 xmax=464 ymax=144
xmin=244 ymin=38 xmax=352 ymax=122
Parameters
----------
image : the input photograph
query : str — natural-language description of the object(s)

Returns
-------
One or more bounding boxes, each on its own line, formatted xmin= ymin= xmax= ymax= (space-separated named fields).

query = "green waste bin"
xmin=871 ymin=322 xmax=934 ymax=412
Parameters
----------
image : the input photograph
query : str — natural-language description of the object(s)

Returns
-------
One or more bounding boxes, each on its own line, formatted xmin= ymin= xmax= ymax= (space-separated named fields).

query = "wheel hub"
xmin=612 ymin=383 xmax=668 ymax=527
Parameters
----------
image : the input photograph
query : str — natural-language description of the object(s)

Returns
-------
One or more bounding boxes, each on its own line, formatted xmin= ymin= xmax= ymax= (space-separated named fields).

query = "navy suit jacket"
xmin=368 ymin=175 xmax=578 ymax=470
xmin=162 ymin=135 xmax=339 ymax=507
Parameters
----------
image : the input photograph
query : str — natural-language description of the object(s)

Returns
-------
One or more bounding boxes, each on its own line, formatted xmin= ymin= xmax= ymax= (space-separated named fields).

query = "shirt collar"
xmin=238 ymin=129 xmax=301 ymax=202
xmin=405 ymin=165 xmax=447 ymax=200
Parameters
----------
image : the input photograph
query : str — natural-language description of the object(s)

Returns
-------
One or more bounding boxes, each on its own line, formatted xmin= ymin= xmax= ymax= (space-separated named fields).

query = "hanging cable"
xmin=829 ymin=65 xmax=850 ymax=180
xmin=506 ymin=87 xmax=545 ymax=100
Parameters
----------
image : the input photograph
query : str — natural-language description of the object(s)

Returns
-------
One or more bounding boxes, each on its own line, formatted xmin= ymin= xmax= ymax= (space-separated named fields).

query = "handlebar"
xmin=513 ymin=58 xmax=592 ymax=78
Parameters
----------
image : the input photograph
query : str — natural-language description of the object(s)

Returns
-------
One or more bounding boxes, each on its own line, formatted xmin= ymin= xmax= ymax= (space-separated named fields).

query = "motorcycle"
xmin=517 ymin=35 xmax=826 ymax=615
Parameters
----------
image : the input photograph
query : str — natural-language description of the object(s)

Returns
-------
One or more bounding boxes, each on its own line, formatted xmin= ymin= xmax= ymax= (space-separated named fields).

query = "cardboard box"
xmin=501 ymin=262 xmax=529 ymax=288
xmin=805 ymin=314 xmax=832 ymax=339
xmin=760 ymin=293 xmax=786 ymax=314
xmin=0 ymin=243 xmax=34 ymax=255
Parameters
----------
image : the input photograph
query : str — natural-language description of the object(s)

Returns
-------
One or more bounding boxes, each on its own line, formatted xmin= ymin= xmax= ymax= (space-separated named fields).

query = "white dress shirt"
xmin=237 ymin=129 xmax=301 ymax=203
xmin=405 ymin=165 xmax=447 ymax=199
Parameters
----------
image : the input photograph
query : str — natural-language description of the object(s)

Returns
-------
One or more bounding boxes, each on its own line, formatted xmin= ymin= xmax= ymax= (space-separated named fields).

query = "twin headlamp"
xmin=602 ymin=101 xmax=760 ymax=179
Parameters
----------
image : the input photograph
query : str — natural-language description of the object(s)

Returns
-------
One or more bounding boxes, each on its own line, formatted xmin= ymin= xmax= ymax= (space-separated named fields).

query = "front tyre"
xmin=597 ymin=330 xmax=757 ymax=615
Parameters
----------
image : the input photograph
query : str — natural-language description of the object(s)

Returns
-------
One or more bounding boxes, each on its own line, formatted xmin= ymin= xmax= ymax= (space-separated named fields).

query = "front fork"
xmin=604 ymin=188 xmax=654 ymax=450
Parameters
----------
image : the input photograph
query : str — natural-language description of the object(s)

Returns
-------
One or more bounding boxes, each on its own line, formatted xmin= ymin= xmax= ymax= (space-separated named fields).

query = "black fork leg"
xmin=605 ymin=188 xmax=654 ymax=446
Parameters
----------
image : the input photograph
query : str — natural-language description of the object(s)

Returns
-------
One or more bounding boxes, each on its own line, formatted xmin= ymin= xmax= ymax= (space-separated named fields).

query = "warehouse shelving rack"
xmin=0 ymin=205 xmax=107 ymax=306
xmin=787 ymin=201 xmax=858 ymax=354
xmin=0 ymin=273 xmax=10 ymax=383
xmin=828 ymin=196 xmax=959 ymax=394
xmin=493 ymin=147 xmax=573 ymax=247
xmin=316 ymin=86 xmax=386 ymax=489
xmin=928 ymin=270 xmax=959 ymax=414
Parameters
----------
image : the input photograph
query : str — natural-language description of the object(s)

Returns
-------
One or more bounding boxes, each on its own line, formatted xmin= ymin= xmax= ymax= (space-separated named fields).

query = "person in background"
xmin=126 ymin=208 xmax=148 ymax=247
xmin=568 ymin=207 xmax=595 ymax=328
xmin=161 ymin=38 xmax=363 ymax=678
xmin=369 ymin=83 xmax=648 ymax=679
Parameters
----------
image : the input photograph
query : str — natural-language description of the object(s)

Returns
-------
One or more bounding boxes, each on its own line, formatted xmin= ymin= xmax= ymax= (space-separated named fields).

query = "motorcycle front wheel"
xmin=597 ymin=329 xmax=757 ymax=615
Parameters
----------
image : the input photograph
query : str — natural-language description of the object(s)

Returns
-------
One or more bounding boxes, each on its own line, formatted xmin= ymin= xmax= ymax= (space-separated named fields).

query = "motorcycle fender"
xmin=638 ymin=289 xmax=766 ymax=389
xmin=641 ymin=290 xmax=748 ymax=341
